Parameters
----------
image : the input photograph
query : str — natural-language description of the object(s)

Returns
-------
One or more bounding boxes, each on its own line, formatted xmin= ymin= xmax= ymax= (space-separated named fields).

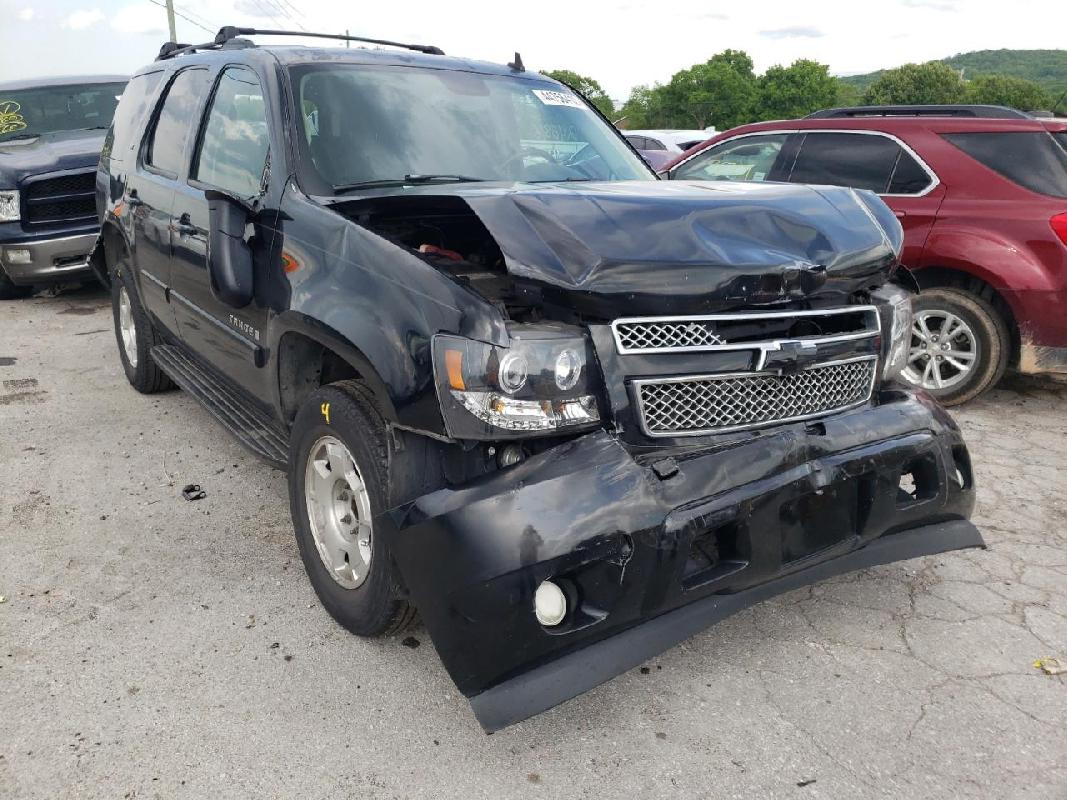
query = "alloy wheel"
xmin=118 ymin=286 xmax=138 ymax=368
xmin=304 ymin=435 xmax=373 ymax=589
xmin=902 ymin=309 xmax=978 ymax=391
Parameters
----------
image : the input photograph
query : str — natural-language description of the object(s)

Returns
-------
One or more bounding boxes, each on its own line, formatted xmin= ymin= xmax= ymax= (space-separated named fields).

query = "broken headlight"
xmin=433 ymin=324 xmax=602 ymax=439
xmin=874 ymin=283 xmax=914 ymax=381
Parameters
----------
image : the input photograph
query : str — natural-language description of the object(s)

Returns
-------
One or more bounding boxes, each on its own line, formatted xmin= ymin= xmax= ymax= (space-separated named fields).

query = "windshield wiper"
xmin=1 ymin=132 xmax=40 ymax=142
xmin=334 ymin=174 xmax=485 ymax=193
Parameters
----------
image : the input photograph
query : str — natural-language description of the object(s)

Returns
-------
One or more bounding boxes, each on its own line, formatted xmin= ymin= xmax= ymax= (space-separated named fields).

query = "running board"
xmin=151 ymin=345 xmax=288 ymax=469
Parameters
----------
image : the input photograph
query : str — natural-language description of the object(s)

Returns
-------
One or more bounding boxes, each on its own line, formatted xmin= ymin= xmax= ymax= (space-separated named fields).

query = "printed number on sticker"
xmin=532 ymin=89 xmax=585 ymax=109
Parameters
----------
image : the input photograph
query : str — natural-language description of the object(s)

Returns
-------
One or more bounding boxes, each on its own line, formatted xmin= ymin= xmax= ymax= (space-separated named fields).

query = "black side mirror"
xmin=206 ymin=190 xmax=254 ymax=308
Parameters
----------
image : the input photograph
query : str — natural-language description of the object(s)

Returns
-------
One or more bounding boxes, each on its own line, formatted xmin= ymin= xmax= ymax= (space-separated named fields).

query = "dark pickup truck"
xmin=0 ymin=75 xmax=126 ymax=298
xmin=94 ymin=28 xmax=983 ymax=732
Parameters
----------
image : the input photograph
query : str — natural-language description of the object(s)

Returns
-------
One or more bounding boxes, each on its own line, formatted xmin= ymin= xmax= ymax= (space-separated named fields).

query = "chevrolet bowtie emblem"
xmin=763 ymin=340 xmax=820 ymax=375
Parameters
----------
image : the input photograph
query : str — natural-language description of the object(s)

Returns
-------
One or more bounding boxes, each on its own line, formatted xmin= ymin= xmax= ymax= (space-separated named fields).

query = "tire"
xmin=111 ymin=262 xmax=173 ymax=393
xmin=903 ymin=286 xmax=1009 ymax=406
xmin=288 ymin=380 xmax=416 ymax=637
xmin=0 ymin=267 xmax=32 ymax=300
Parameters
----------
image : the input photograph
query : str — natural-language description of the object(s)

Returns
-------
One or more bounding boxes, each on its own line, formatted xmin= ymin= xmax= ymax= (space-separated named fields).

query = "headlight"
xmin=0 ymin=190 xmax=19 ymax=223
xmin=874 ymin=283 xmax=914 ymax=381
xmin=433 ymin=324 xmax=602 ymax=439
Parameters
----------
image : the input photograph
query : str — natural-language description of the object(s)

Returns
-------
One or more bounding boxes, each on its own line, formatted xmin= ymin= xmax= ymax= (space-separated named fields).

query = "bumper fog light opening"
xmin=4 ymin=248 xmax=32 ymax=265
xmin=534 ymin=580 xmax=567 ymax=627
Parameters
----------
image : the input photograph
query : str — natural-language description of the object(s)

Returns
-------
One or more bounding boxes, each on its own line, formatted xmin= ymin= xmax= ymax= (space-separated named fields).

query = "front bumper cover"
xmin=0 ymin=231 xmax=96 ymax=285
xmin=387 ymin=388 xmax=981 ymax=732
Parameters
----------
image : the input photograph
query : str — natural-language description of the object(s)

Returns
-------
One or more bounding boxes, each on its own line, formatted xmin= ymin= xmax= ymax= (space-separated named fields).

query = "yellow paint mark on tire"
xmin=321 ymin=402 xmax=330 ymax=424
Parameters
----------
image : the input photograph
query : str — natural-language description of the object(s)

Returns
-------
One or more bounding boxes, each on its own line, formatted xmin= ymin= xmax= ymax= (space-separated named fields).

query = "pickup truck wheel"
xmin=902 ymin=287 xmax=1008 ymax=406
xmin=111 ymin=264 xmax=173 ymax=393
xmin=289 ymin=380 xmax=416 ymax=637
xmin=0 ymin=268 xmax=32 ymax=300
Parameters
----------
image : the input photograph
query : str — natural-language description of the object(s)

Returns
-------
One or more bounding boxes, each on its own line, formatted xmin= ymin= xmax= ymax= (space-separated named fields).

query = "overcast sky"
xmin=1 ymin=0 xmax=1062 ymax=101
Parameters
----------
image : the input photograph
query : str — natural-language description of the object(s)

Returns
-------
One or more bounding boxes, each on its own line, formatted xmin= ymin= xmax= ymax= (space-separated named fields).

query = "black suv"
xmin=94 ymin=27 xmax=982 ymax=731
xmin=0 ymin=75 xmax=127 ymax=298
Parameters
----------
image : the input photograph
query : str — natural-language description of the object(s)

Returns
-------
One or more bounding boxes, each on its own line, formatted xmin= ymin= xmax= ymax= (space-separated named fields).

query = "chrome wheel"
xmin=118 ymin=286 xmax=138 ymax=368
xmin=903 ymin=309 xmax=978 ymax=391
xmin=304 ymin=436 xmax=373 ymax=589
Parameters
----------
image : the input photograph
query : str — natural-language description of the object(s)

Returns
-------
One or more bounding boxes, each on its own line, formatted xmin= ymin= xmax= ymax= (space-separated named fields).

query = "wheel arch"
xmin=274 ymin=319 xmax=400 ymax=429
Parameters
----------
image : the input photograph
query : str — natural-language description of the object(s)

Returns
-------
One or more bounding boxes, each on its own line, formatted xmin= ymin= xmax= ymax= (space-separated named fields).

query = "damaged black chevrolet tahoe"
xmin=94 ymin=28 xmax=983 ymax=731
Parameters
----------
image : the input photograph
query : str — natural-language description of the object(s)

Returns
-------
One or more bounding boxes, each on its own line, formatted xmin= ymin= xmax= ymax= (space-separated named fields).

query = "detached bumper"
xmin=0 ymin=232 xmax=97 ymax=285
xmin=387 ymin=389 xmax=981 ymax=732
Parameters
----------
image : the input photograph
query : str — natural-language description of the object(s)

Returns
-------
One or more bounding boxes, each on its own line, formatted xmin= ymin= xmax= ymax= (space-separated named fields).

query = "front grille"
xmin=612 ymin=307 xmax=880 ymax=354
xmin=21 ymin=170 xmax=96 ymax=226
xmin=615 ymin=320 xmax=725 ymax=351
xmin=635 ymin=357 xmax=877 ymax=436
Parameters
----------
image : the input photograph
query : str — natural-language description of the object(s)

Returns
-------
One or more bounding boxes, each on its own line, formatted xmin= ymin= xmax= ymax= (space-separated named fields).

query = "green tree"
xmin=754 ymin=60 xmax=840 ymax=121
xmin=965 ymin=74 xmax=1052 ymax=110
xmin=834 ymin=80 xmax=863 ymax=108
xmin=863 ymin=61 xmax=967 ymax=105
xmin=663 ymin=50 xmax=757 ymax=129
xmin=542 ymin=69 xmax=615 ymax=117
xmin=618 ymin=84 xmax=662 ymax=128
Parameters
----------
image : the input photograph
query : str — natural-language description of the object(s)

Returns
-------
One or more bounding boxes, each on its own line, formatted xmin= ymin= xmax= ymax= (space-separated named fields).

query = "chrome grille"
xmin=635 ymin=358 xmax=877 ymax=436
xmin=611 ymin=307 xmax=880 ymax=355
xmin=615 ymin=320 xmax=725 ymax=351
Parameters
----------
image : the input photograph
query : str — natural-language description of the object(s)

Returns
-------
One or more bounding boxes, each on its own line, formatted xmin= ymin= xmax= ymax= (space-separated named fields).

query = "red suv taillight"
xmin=1052 ymin=213 xmax=1067 ymax=246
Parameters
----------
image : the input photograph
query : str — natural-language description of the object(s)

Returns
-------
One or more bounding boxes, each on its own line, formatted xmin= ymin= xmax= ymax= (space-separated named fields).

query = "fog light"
xmin=4 ymin=248 xmax=31 ymax=265
xmin=534 ymin=580 xmax=567 ymax=627
xmin=497 ymin=443 xmax=524 ymax=468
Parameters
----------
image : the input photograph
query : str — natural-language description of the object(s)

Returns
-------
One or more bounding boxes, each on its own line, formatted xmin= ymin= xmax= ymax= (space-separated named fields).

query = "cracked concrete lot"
xmin=1 ymin=287 xmax=1065 ymax=799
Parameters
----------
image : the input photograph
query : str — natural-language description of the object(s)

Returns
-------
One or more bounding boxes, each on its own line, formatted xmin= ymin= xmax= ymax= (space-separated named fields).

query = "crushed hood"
xmin=454 ymin=179 xmax=902 ymax=315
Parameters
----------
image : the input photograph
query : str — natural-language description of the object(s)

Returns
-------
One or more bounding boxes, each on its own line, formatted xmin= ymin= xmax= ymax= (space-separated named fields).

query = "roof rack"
xmin=156 ymin=26 xmax=444 ymax=61
xmin=805 ymin=104 xmax=1031 ymax=120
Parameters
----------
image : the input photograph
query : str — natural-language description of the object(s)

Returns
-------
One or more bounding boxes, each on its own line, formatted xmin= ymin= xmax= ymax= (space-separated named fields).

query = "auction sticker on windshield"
xmin=532 ymin=89 xmax=586 ymax=109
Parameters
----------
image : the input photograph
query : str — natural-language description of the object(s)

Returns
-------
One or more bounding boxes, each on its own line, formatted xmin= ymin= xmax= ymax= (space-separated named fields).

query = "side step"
xmin=151 ymin=345 xmax=288 ymax=469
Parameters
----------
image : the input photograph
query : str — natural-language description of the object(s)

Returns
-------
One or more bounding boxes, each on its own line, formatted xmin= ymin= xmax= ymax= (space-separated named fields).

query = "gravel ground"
xmin=1 ymin=286 xmax=1065 ymax=800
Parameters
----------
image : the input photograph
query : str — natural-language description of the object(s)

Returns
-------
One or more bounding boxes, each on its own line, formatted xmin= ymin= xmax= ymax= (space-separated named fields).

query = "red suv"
xmin=664 ymin=105 xmax=1067 ymax=405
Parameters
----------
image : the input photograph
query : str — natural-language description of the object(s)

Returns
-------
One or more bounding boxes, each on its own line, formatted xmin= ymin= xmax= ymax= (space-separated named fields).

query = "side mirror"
xmin=206 ymin=190 xmax=254 ymax=308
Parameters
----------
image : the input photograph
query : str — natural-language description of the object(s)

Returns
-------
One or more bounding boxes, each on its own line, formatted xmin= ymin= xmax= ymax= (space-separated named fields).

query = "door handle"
xmin=126 ymin=191 xmax=143 ymax=207
xmin=893 ymin=210 xmax=907 ymax=219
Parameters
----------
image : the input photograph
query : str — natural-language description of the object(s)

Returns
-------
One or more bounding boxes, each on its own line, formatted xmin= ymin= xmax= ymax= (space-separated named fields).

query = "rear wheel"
xmin=902 ymin=286 xmax=1009 ymax=406
xmin=111 ymin=263 xmax=173 ymax=393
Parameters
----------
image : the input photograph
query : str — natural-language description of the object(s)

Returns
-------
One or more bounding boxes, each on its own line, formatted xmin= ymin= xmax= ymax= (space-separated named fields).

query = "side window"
xmin=671 ymin=134 xmax=789 ymax=182
xmin=625 ymin=135 xmax=647 ymax=150
xmin=644 ymin=137 xmax=667 ymax=151
xmin=887 ymin=150 xmax=932 ymax=194
xmin=192 ymin=67 xmax=270 ymax=198
xmin=789 ymin=132 xmax=910 ymax=193
xmin=103 ymin=72 xmax=162 ymax=163
xmin=145 ymin=68 xmax=211 ymax=177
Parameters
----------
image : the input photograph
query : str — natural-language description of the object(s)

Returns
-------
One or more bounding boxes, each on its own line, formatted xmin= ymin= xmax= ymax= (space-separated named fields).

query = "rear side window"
xmin=944 ymin=132 xmax=1067 ymax=199
xmin=145 ymin=68 xmax=211 ymax=177
xmin=193 ymin=67 xmax=270 ymax=197
xmin=789 ymin=132 xmax=931 ymax=194
xmin=671 ymin=133 xmax=789 ymax=182
xmin=103 ymin=71 xmax=163 ymax=163
xmin=643 ymin=137 xmax=667 ymax=151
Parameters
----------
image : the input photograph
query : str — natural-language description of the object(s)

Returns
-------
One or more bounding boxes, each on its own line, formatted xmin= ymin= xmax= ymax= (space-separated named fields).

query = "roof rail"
xmin=805 ymin=104 xmax=1031 ymax=120
xmin=157 ymin=26 xmax=444 ymax=60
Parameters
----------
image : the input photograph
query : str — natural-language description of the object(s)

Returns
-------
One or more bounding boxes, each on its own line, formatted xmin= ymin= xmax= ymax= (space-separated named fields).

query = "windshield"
xmin=0 ymin=82 xmax=127 ymax=142
xmin=289 ymin=65 xmax=652 ymax=192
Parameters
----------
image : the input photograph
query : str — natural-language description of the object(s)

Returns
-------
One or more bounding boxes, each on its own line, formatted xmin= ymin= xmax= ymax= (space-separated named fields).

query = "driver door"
xmin=169 ymin=66 xmax=273 ymax=403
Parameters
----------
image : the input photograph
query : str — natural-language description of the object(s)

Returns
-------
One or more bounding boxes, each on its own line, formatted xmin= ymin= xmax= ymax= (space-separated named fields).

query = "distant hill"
xmin=839 ymin=49 xmax=1067 ymax=99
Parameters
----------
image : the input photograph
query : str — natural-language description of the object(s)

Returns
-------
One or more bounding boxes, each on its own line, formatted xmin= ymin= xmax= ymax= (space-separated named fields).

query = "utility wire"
xmin=146 ymin=0 xmax=215 ymax=35
xmin=262 ymin=0 xmax=307 ymax=30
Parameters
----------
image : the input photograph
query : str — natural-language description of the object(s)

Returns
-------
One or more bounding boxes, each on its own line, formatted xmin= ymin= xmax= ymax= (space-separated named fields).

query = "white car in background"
xmin=622 ymin=128 xmax=717 ymax=154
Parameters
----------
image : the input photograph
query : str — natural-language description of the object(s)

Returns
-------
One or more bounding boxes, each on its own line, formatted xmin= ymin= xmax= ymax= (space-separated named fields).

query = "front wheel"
xmin=288 ymin=380 xmax=416 ymax=637
xmin=902 ymin=286 xmax=1009 ymax=406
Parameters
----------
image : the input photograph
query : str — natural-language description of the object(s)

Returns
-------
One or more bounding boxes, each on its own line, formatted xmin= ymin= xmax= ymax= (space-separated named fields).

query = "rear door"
xmin=785 ymin=131 xmax=945 ymax=266
xmin=130 ymin=67 xmax=212 ymax=334
xmin=169 ymin=65 xmax=273 ymax=400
